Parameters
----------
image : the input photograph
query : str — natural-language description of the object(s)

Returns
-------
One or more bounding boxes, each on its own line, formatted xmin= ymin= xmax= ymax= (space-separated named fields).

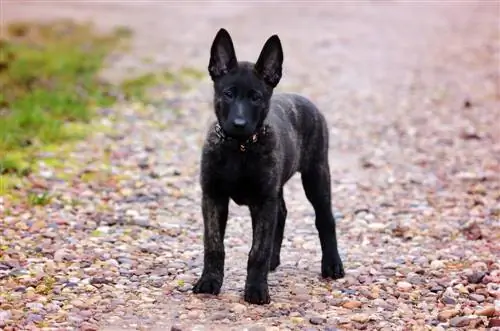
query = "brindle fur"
xmin=192 ymin=28 xmax=345 ymax=305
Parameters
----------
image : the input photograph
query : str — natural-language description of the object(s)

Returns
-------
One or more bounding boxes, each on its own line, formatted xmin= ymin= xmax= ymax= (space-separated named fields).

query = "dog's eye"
xmin=223 ymin=90 xmax=234 ymax=100
xmin=251 ymin=93 xmax=262 ymax=103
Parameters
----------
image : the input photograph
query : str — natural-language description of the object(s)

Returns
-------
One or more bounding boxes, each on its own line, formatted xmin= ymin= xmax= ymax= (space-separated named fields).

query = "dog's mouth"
xmin=220 ymin=123 xmax=256 ymax=141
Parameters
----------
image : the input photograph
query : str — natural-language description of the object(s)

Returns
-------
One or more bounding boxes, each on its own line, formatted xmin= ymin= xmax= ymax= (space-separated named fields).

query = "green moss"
xmin=178 ymin=66 xmax=204 ymax=80
xmin=0 ymin=175 xmax=23 ymax=196
xmin=0 ymin=19 xmax=205 ymax=199
xmin=0 ymin=19 xmax=130 ymax=174
xmin=0 ymin=152 xmax=32 ymax=176
xmin=120 ymin=71 xmax=175 ymax=101
xmin=90 ymin=229 xmax=105 ymax=237
xmin=27 ymin=191 xmax=52 ymax=206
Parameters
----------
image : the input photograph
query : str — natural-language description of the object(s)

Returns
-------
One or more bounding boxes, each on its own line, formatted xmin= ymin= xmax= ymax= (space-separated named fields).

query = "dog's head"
xmin=208 ymin=28 xmax=283 ymax=140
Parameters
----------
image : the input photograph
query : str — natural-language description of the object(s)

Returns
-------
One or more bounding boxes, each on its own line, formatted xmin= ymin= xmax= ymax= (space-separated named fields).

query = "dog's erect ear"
xmin=208 ymin=28 xmax=238 ymax=81
xmin=254 ymin=35 xmax=283 ymax=88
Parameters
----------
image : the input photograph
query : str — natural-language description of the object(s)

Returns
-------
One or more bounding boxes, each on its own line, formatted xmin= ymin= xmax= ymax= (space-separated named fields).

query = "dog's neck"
xmin=215 ymin=123 xmax=267 ymax=152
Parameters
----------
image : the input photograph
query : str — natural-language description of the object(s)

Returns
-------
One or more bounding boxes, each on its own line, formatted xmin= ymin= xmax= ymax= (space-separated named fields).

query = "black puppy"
xmin=193 ymin=28 xmax=345 ymax=305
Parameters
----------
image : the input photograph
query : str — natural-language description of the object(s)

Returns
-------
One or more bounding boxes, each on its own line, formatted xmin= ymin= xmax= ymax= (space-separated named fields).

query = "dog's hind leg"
xmin=270 ymin=190 xmax=287 ymax=271
xmin=301 ymin=159 xmax=345 ymax=279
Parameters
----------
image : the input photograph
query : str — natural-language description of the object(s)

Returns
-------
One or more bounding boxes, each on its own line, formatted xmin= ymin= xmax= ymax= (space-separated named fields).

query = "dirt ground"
xmin=2 ymin=1 xmax=500 ymax=330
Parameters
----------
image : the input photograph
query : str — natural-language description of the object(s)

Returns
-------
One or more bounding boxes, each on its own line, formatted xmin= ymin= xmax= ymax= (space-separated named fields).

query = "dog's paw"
xmin=321 ymin=256 xmax=345 ymax=279
xmin=270 ymin=255 xmax=280 ymax=272
xmin=244 ymin=282 xmax=270 ymax=305
xmin=192 ymin=275 xmax=222 ymax=295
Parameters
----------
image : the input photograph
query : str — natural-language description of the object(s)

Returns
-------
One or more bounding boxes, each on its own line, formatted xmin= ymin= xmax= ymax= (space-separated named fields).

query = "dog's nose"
xmin=233 ymin=118 xmax=247 ymax=128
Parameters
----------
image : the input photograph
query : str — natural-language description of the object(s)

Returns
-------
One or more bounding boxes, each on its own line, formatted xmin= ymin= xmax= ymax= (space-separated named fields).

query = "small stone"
xmin=488 ymin=319 xmax=500 ymax=328
xmin=26 ymin=313 xmax=43 ymax=323
xmin=441 ymin=296 xmax=457 ymax=305
xmin=210 ymin=312 xmax=229 ymax=321
xmin=25 ymin=302 xmax=43 ymax=311
xmin=469 ymin=293 xmax=485 ymax=303
xmin=81 ymin=322 xmax=99 ymax=331
xmin=487 ymin=282 xmax=500 ymax=296
xmin=248 ymin=327 xmax=266 ymax=331
xmin=449 ymin=316 xmax=470 ymax=327
xmin=475 ymin=306 xmax=495 ymax=317
xmin=53 ymin=249 xmax=68 ymax=262
xmin=382 ymin=262 xmax=398 ymax=269
xmin=334 ymin=212 xmax=344 ymax=219
xmin=125 ymin=209 xmax=139 ymax=217
xmin=414 ymin=256 xmax=429 ymax=266
xmin=90 ymin=277 xmax=113 ymax=285
xmin=467 ymin=271 xmax=486 ymax=284
xmin=309 ymin=316 xmax=326 ymax=325
xmin=71 ymin=299 xmax=87 ymax=309
xmin=230 ymin=303 xmax=247 ymax=314
xmin=430 ymin=260 xmax=445 ymax=269
xmin=407 ymin=275 xmax=424 ymax=285
xmin=430 ymin=285 xmax=444 ymax=293
xmin=455 ymin=283 xmax=468 ymax=294
xmin=170 ymin=326 xmax=183 ymax=331
xmin=397 ymin=281 xmax=412 ymax=292
xmin=471 ymin=261 xmax=488 ymax=271
xmin=368 ymin=223 xmax=386 ymax=230
xmin=350 ymin=313 xmax=370 ymax=323
xmin=437 ymin=309 xmax=459 ymax=321
xmin=0 ymin=310 xmax=12 ymax=322
xmin=342 ymin=300 xmax=362 ymax=309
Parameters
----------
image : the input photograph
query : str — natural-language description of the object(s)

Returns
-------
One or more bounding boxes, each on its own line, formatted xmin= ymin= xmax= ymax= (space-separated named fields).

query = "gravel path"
xmin=2 ymin=2 xmax=500 ymax=330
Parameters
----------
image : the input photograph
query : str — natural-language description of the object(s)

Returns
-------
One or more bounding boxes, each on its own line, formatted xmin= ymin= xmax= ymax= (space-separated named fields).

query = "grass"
xmin=119 ymin=66 xmax=204 ymax=103
xmin=0 ymin=19 xmax=205 ymax=201
xmin=120 ymin=71 xmax=175 ymax=101
xmin=0 ymin=20 xmax=129 ymax=177
xmin=27 ymin=191 xmax=52 ymax=206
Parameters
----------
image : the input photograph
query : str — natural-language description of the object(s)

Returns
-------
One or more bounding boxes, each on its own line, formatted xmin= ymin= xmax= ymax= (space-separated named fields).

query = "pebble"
xmin=397 ymin=281 xmax=412 ymax=292
xmin=437 ymin=309 xmax=459 ymax=321
xmin=382 ymin=262 xmax=398 ymax=269
xmin=309 ymin=316 xmax=326 ymax=325
xmin=467 ymin=271 xmax=486 ymax=284
xmin=469 ymin=293 xmax=485 ymax=303
xmin=0 ymin=310 xmax=12 ymax=322
xmin=26 ymin=313 xmax=43 ymax=323
xmin=53 ymin=249 xmax=68 ymax=262
xmin=230 ymin=303 xmax=247 ymax=314
xmin=488 ymin=319 xmax=500 ymax=328
xmin=430 ymin=285 xmax=444 ymax=293
xmin=441 ymin=296 xmax=457 ymax=305
xmin=368 ymin=222 xmax=386 ymax=230
xmin=350 ymin=313 xmax=370 ymax=323
xmin=342 ymin=300 xmax=362 ymax=309
xmin=414 ymin=256 xmax=429 ymax=266
xmin=449 ymin=316 xmax=470 ymax=327
xmin=25 ymin=302 xmax=44 ymax=311
xmin=475 ymin=305 xmax=495 ymax=317
xmin=80 ymin=322 xmax=99 ymax=331
xmin=430 ymin=260 xmax=445 ymax=269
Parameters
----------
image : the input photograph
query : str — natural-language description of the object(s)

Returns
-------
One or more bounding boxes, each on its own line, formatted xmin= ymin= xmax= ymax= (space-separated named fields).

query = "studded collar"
xmin=215 ymin=123 xmax=266 ymax=152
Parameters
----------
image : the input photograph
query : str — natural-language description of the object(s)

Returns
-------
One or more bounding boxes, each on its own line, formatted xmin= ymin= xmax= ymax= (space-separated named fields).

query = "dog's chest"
xmin=212 ymin=152 xmax=267 ymax=206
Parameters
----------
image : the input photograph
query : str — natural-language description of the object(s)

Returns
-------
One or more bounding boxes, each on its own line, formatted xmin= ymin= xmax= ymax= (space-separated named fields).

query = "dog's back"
xmin=267 ymin=92 xmax=330 ymax=177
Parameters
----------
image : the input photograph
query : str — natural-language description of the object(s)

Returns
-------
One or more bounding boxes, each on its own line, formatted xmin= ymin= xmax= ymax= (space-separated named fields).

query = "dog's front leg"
xmin=192 ymin=192 xmax=229 ymax=295
xmin=245 ymin=197 xmax=278 ymax=304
